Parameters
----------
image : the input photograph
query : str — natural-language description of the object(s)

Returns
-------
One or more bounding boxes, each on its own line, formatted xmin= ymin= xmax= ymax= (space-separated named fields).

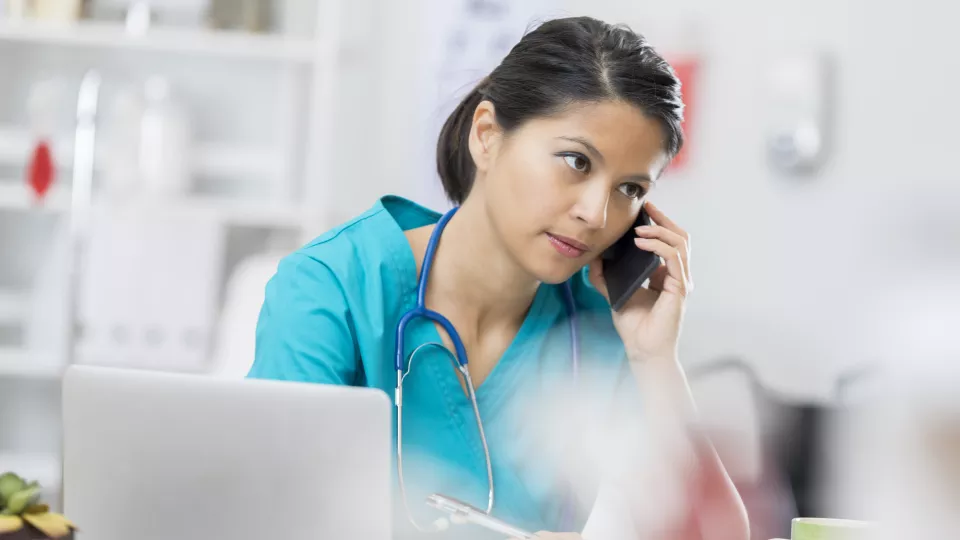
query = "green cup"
xmin=791 ymin=518 xmax=875 ymax=540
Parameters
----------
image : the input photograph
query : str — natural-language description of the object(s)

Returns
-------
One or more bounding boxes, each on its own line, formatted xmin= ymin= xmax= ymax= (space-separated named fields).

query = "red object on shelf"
xmin=667 ymin=55 xmax=699 ymax=172
xmin=26 ymin=139 xmax=56 ymax=201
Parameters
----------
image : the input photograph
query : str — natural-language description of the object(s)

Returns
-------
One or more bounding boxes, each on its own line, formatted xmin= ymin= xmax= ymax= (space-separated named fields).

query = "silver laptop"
xmin=62 ymin=365 xmax=391 ymax=540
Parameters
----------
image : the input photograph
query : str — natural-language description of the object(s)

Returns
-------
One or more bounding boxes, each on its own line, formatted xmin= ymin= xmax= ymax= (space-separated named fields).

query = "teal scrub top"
xmin=248 ymin=196 xmax=640 ymax=538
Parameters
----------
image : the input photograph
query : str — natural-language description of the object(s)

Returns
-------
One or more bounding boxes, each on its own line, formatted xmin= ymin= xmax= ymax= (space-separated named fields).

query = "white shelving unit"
xmin=0 ymin=0 xmax=344 ymax=498
xmin=0 ymin=18 xmax=317 ymax=62
xmin=0 ymin=288 xmax=27 ymax=325
xmin=0 ymin=182 xmax=71 ymax=211
xmin=0 ymin=182 xmax=305 ymax=227
xmin=0 ymin=347 xmax=62 ymax=379
xmin=0 ymin=130 xmax=287 ymax=182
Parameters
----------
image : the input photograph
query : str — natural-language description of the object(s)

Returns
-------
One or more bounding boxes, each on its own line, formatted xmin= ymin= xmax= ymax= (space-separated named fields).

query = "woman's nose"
xmin=571 ymin=185 xmax=609 ymax=229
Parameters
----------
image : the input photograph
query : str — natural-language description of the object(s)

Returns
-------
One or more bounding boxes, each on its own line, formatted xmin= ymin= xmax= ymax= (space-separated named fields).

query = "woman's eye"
xmin=562 ymin=154 xmax=590 ymax=173
xmin=618 ymin=183 xmax=646 ymax=199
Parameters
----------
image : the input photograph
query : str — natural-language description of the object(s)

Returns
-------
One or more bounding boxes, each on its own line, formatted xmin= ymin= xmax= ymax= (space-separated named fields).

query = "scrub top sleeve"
xmin=247 ymin=252 xmax=359 ymax=385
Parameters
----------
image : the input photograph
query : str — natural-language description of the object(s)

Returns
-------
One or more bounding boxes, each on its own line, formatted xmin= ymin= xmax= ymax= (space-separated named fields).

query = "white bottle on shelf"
xmin=102 ymin=86 xmax=144 ymax=201
xmin=138 ymin=76 xmax=192 ymax=199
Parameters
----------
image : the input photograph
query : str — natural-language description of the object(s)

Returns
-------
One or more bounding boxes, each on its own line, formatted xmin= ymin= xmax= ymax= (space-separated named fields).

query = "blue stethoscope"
xmin=393 ymin=205 xmax=581 ymax=533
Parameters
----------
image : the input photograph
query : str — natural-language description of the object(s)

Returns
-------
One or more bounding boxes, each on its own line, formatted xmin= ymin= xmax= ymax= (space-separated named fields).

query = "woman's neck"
xmin=419 ymin=194 xmax=540 ymax=333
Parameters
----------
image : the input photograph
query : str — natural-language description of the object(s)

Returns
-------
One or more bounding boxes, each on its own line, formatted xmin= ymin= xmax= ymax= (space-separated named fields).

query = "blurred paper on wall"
xmin=416 ymin=0 xmax=561 ymax=211
xmin=75 ymin=204 xmax=225 ymax=372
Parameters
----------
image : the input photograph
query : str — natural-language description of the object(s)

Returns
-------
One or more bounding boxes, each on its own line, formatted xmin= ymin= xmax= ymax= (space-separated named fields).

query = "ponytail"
xmin=436 ymin=83 xmax=486 ymax=204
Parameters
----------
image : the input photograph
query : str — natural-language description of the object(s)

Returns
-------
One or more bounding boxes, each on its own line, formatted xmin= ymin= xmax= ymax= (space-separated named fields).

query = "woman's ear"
xmin=468 ymin=100 xmax=500 ymax=173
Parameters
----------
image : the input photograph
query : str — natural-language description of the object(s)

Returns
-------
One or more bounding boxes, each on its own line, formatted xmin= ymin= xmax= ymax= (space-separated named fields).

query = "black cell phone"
xmin=601 ymin=206 xmax=661 ymax=311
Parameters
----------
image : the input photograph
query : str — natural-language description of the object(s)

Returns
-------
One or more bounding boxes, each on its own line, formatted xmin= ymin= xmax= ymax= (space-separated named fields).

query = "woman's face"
xmin=468 ymin=99 xmax=671 ymax=284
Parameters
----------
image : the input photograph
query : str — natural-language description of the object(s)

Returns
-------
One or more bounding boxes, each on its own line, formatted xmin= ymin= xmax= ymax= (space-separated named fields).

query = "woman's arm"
xmin=587 ymin=201 xmax=748 ymax=540
xmin=628 ymin=356 xmax=750 ymax=540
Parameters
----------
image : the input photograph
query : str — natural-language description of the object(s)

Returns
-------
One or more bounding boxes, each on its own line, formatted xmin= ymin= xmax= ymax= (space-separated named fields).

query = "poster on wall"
xmin=664 ymin=54 xmax=699 ymax=173
xmin=416 ymin=0 xmax=560 ymax=211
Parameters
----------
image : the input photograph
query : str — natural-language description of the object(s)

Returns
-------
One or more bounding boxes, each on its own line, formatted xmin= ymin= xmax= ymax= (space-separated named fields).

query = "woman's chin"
xmin=530 ymin=260 xmax=587 ymax=285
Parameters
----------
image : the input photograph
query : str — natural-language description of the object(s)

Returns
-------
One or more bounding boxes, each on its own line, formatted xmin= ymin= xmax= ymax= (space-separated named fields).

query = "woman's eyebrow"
xmin=557 ymin=136 xmax=656 ymax=183
xmin=557 ymin=136 xmax=604 ymax=163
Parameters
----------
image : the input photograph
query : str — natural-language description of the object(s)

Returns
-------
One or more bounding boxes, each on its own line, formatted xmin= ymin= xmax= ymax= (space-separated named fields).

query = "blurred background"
xmin=0 ymin=0 xmax=956 ymax=538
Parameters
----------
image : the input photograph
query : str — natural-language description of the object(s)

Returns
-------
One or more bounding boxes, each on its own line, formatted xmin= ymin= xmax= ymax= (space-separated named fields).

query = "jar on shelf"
xmin=207 ymin=0 xmax=270 ymax=33
xmin=32 ymin=0 xmax=85 ymax=22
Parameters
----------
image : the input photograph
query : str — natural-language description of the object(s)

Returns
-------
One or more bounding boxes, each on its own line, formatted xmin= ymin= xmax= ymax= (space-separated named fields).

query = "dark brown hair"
xmin=436 ymin=16 xmax=685 ymax=204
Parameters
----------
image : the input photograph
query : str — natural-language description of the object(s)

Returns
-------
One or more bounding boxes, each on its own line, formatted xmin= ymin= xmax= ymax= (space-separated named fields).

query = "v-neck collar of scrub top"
xmin=377 ymin=194 xmax=560 ymax=423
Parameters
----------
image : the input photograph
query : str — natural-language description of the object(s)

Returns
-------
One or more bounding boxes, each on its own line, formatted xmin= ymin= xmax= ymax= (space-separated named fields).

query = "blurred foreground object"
xmin=825 ymin=366 xmax=960 ymax=540
xmin=790 ymin=518 xmax=875 ymax=540
xmin=686 ymin=358 xmax=885 ymax=539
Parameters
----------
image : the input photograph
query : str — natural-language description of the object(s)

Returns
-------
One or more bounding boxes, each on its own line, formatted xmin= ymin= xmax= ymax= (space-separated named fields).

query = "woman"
xmin=249 ymin=16 xmax=748 ymax=540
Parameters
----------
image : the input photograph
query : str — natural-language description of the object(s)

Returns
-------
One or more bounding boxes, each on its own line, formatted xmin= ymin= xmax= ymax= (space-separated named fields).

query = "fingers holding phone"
xmin=590 ymin=200 xmax=694 ymax=362
xmin=634 ymin=201 xmax=693 ymax=297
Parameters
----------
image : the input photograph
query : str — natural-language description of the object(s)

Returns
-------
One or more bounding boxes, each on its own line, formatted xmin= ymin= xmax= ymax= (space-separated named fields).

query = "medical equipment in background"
xmin=394 ymin=205 xmax=581 ymax=533
xmin=764 ymin=52 xmax=834 ymax=177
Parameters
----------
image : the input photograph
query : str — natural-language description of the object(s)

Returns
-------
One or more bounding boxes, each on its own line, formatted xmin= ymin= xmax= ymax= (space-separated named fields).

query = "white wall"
xmin=572 ymin=0 xmax=960 ymax=402
xmin=331 ymin=0 xmax=960 ymax=402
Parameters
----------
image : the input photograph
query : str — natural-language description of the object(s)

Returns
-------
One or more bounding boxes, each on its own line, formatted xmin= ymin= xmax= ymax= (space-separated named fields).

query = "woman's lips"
xmin=546 ymin=233 xmax=588 ymax=258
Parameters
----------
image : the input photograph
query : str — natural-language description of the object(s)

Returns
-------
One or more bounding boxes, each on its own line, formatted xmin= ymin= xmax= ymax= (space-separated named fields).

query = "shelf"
xmin=173 ymin=194 xmax=307 ymax=228
xmin=0 ymin=127 xmax=285 ymax=180
xmin=0 ymin=289 xmax=27 ymax=325
xmin=0 ymin=453 xmax=61 ymax=494
xmin=0 ymin=182 xmax=69 ymax=212
xmin=0 ymin=18 xmax=317 ymax=62
xmin=0 ymin=347 xmax=63 ymax=379
xmin=0 ymin=183 xmax=305 ymax=228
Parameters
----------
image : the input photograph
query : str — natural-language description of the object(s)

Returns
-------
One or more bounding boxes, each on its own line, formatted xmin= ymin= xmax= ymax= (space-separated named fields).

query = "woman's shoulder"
xmin=295 ymin=203 xmax=391 ymax=267
xmin=268 ymin=196 xmax=426 ymax=307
